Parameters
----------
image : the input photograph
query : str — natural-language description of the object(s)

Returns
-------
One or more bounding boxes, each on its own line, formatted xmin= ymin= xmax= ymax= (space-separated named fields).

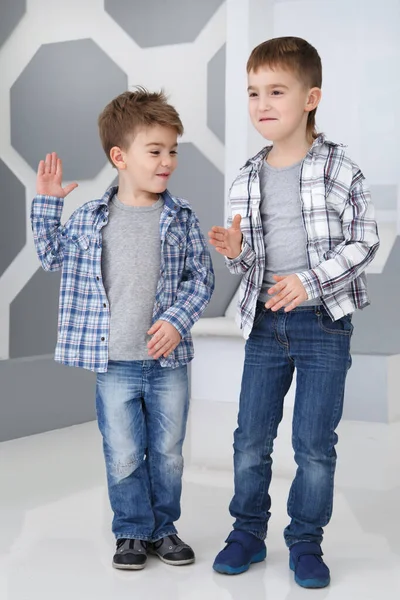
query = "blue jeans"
xmin=230 ymin=303 xmax=352 ymax=547
xmin=96 ymin=360 xmax=189 ymax=542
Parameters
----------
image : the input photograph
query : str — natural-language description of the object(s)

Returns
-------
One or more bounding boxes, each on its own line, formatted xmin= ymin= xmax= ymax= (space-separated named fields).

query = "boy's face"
xmin=113 ymin=125 xmax=178 ymax=194
xmin=247 ymin=66 xmax=320 ymax=143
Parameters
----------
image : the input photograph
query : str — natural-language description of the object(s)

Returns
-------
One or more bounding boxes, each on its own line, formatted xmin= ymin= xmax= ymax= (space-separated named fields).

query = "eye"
xmin=248 ymin=92 xmax=258 ymax=98
xmin=150 ymin=150 xmax=160 ymax=155
xmin=170 ymin=150 xmax=178 ymax=156
xmin=271 ymin=90 xmax=283 ymax=96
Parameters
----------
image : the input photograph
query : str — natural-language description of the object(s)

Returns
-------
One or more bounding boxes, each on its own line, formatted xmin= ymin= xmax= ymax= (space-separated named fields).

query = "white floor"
xmin=1 ymin=421 xmax=400 ymax=600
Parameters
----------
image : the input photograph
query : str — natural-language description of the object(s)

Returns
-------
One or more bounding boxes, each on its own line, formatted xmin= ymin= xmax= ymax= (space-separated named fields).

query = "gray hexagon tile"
xmin=10 ymin=39 xmax=127 ymax=181
xmin=0 ymin=159 xmax=26 ymax=277
xmin=105 ymin=0 xmax=225 ymax=47
xmin=9 ymin=268 xmax=61 ymax=359
xmin=0 ymin=0 xmax=26 ymax=49
xmin=207 ymin=44 xmax=226 ymax=143
xmin=352 ymin=235 xmax=400 ymax=355
xmin=169 ymin=142 xmax=240 ymax=317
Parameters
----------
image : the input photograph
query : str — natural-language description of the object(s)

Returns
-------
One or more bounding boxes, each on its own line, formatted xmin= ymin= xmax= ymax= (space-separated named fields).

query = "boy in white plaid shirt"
xmin=209 ymin=37 xmax=379 ymax=588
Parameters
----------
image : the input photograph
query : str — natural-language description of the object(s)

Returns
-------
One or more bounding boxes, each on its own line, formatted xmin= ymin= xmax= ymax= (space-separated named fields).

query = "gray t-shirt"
xmin=101 ymin=195 xmax=164 ymax=360
xmin=258 ymin=159 xmax=320 ymax=306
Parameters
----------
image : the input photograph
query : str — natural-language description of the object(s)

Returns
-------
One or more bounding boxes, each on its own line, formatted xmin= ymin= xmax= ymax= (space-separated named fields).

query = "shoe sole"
xmin=148 ymin=547 xmax=195 ymax=566
xmin=156 ymin=555 xmax=195 ymax=566
xmin=289 ymin=557 xmax=330 ymax=588
xmin=112 ymin=561 xmax=146 ymax=571
xmin=213 ymin=547 xmax=267 ymax=575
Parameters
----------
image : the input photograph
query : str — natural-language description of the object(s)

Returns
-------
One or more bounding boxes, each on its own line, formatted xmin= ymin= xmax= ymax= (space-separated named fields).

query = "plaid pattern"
xmin=31 ymin=186 xmax=214 ymax=372
xmin=226 ymin=135 xmax=380 ymax=338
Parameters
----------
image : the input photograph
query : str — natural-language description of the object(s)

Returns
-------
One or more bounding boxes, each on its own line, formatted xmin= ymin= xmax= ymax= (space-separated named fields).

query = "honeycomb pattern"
xmin=0 ymin=160 xmax=26 ymax=277
xmin=0 ymin=0 xmax=25 ymax=49
xmin=9 ymin=269 xmax=61 ymax=359
xmin=207 ymin=44 xmax=226 ymax=143
xmin=105 ymin=0 xmax=225 ymax=47
xmin=10 ymin=39 xmax=128 ymax=181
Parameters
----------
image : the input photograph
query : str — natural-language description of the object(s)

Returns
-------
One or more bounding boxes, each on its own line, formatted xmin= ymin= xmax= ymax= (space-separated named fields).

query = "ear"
xmin=305 ymin=87 xmax=322 ymax=113
xmin=109 ymin=146 xmax=126 ymax=170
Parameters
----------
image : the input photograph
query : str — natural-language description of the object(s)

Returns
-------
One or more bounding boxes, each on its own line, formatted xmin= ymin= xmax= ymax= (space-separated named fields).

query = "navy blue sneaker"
xmin=213 ymin=530 xmax=267 ymax=575
xmin=289 ymin=542 xmax=330 ymax=588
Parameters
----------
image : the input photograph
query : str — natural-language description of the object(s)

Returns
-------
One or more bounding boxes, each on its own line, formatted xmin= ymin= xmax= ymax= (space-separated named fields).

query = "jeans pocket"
xmin=316 ymin=311 xmax=353 ymax=336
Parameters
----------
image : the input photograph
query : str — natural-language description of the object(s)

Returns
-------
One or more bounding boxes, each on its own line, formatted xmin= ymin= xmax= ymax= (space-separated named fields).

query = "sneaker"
xmin=112 ymin=538 xmax=148 ymax=570
xmin=213 ymin=530 xmax=267 ymax=575
xmin=149 ymin=535 xmax=195 ymax=566
xmin=289 ymin=542 xmax=330 ymax=588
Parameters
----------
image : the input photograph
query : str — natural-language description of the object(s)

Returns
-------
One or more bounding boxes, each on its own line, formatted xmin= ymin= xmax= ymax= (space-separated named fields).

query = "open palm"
xmin=36 ymin=152 xmax=78 ymax=198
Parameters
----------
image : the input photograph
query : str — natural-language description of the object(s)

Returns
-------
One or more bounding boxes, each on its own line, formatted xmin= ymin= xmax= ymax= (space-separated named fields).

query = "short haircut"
xmin=98 ymin=87 xmax=184 ymax=164
xmin=247 ymin=37 xmax=322 ymax=140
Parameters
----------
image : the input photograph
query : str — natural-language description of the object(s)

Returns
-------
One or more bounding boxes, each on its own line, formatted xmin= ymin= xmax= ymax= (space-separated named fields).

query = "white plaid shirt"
xmin=226 ymin=135 xmax=380 ymax=338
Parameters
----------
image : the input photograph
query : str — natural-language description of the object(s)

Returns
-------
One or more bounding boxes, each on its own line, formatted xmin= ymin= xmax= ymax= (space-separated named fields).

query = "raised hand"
xmin=208 ymin=214 xmax=242 ymax=259
xmin=265 ymin=274 xmax=308 ymax=312
xmin=36 ymin=152 xmax=78 ymax=198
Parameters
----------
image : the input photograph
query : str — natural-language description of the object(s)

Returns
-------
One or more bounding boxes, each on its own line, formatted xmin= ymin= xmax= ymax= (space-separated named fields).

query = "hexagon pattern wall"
xmin=0 ymin=0 xmax=227 ymax=361
xmin=0 ymin=0 xmax=26 ymax=49
xmin=0 ymin=159 xmax=26 ymax=278
xmin=11 ymin=39 xmax=128 ymax=181
xmin=105 ymin=0 xmax=225 ymax=47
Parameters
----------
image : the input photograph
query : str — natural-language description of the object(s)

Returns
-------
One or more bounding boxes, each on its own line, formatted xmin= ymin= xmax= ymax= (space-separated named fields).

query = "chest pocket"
xmin=166 ymin=229 xmax=184 ymax=248
xmin=163 ymin=223 xmax=186 ymax=276
xmin=61 ymin=227 xmax=91 ymax=252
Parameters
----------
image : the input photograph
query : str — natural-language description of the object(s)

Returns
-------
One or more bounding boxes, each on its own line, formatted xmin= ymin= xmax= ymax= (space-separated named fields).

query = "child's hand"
xmin=36 ymin=152 xmax=78 ymax=198
xmin=147 ymin=321 xmax=181 ymax=359
xmin=265 ymin=274 xmax=308 ymax=312
xmin=208 ymin=214 xmax=242 ymax=259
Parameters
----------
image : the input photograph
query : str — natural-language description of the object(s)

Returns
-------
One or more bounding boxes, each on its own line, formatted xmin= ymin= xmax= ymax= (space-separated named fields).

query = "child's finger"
xmin=148 ymin=321 xmax=163 ymax=336
xmin=45 ymin=154 xmax=51 ymax=173
xmin=50 ymin=152 xmax=57 ymax=173
xmin=271 ymin=291 xmax=297 ymax=312
xmin=37 ymin=160 xmax=45 ymax=176
xmin=63 ymin=183 xmax=79 ymax=196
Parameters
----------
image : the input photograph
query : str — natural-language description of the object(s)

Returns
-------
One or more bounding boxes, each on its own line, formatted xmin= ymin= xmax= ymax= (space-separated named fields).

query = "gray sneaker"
xmin=149 ymin=535 xmax=195 ymax=566
xmin=112 ymin=538 xmax=148 ymax=570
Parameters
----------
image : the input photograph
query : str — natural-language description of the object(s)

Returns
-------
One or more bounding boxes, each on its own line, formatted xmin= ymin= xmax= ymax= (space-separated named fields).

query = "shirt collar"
xmin=244 ymin=134 xmax=344 ymax=169
xmin=85 ymin=186 xmax=191 ymax=214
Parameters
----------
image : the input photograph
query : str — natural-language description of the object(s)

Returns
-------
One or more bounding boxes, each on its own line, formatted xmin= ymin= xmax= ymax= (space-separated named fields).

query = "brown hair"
xmin=98 ymin=87 xmax=184 ymax=165
xmin=247 ymin=37 xmax=322 ymax=141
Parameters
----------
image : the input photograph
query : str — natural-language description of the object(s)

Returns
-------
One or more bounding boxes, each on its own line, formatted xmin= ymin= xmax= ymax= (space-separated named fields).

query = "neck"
xmin=116 ymin=178 xmax=159 ymax=207
xmin=267 ymin=127 xmax=313 ymax=168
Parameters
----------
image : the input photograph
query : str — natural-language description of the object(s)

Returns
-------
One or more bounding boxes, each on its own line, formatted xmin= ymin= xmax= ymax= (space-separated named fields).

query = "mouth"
xmin=156 ymin=173 xmax=170 ymax=179
xmin=259 ymin=118 xmax=277 ymax=122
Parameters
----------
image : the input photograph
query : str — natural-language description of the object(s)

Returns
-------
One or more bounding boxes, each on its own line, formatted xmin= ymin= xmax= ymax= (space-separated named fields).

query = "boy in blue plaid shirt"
xmin=31 ymin=88 xmax=214 ymax=570
xmin=209 ymin=37 xmax=379 ymax=588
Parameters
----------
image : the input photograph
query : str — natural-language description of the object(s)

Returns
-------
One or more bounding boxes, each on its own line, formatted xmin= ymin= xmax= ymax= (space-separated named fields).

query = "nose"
xmin=161 ymin=155 xmax=172 ymax=168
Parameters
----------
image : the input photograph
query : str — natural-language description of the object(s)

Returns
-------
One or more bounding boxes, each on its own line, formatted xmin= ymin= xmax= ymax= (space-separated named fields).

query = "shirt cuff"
xmin=296 ymin=269 xmax=323 ymax=300
xmin=226 ymin=239 xmax=255 ymax=268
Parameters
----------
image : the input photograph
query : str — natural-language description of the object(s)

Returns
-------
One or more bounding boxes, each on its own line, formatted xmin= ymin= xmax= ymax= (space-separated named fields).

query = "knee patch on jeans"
xmin=110 ymin=453 xmax=143 ymax=482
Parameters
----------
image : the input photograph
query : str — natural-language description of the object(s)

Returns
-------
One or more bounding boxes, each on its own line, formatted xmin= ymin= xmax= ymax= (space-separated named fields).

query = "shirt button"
xmin=103 ymin=303 xmax=107 ymax=308
xmin=96 ymin=276 xmax=100 ymax=280
xmin=101 ymin=337 xmax=105 ymax=341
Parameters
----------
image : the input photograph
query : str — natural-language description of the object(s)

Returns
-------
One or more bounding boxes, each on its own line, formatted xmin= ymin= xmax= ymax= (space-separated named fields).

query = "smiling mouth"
xmin=157 ymin=173 xmax=170 ymax=177
xmin=260 ymin=118 xmax=277 ymax=122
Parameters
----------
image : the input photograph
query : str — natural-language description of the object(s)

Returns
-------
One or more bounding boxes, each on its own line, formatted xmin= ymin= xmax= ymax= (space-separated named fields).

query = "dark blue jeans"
xmin=96 ymin=360 xmax=189 ymax=542
xmin=230 ymin=303 xmax=352 ymax=547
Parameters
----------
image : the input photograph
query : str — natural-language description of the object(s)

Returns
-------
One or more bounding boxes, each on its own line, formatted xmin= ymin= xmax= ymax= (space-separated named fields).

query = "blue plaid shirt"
xmin=31 ymin=186 xmax=214 ymax=372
